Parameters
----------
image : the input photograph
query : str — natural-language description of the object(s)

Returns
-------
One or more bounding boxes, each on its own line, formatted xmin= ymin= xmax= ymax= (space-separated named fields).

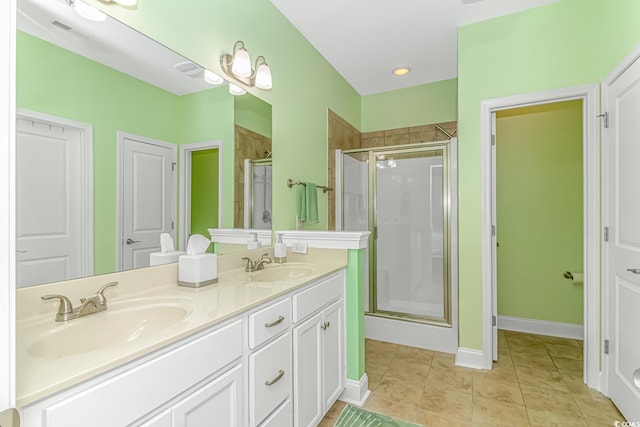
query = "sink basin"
xmin=27 ymin=303 xmax=191 ymax=358
xmin=233 ymin=263 xmax=316 ymax=283
xmin=252 ymin=265 xmax=315 ymax=282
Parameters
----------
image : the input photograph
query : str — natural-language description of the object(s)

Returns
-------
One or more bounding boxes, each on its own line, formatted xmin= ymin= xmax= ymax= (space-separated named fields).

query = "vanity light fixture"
xmin=229 ymin=83 xmax=246 ymax=96
xmin=204 ymin=69 xmax=224 ymax=85
xmin=68 ymin=0 xmax=107 ymax=22
xmin=220 ymin=40 xmax=273 ymax=94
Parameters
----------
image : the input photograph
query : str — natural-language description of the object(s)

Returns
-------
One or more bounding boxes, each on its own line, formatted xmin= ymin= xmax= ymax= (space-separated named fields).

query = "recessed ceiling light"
xmin=392 ymin=67 xmax=411 ymax=76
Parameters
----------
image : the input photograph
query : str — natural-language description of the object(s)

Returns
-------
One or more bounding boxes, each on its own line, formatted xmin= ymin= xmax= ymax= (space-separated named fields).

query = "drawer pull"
xmin=264 ymin=315 xmax=285 ymax=328
xmin=321 ymin=321 xmax=331 ymax=331
xmin=265 ymin=369 xmax=285 ymax=386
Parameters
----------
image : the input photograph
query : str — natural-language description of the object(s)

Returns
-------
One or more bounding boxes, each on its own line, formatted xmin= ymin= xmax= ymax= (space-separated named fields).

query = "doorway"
xmin=480 ymin=84 xmax=600 ymax=388
xmin=117 ymin=132 xmax=176 ymax=271
xmin=15 ymin=109 xmax=93 ymax=287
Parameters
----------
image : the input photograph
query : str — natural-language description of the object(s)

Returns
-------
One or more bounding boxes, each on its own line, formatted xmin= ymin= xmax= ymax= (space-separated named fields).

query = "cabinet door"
xmin=322 ymin=300 xmax=344 ymax=411
xmin=172 ymin=365 xmax=243 ymax=427
xmin=139 ymin=409 xmax=171 ymax=427
xmin=292 ymin=313 xmax=322 ymax=427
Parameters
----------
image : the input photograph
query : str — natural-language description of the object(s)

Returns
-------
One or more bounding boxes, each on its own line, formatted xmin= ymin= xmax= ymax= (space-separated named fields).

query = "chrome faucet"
xmin=41 ymin=281 xmax=118 ymax=322
xmin=242 ymin=253 xmax=273 ymax=272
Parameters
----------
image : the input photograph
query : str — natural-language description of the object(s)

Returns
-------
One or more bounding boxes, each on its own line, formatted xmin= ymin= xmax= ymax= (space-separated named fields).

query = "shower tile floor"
xmin=320 ymin=330 xmax=625 ymax=426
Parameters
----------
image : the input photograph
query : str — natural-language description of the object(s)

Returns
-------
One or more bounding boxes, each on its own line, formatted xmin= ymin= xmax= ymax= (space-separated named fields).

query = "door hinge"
xmin=604 ymin=339 xmax=610 ymax=355
xmin=171 ymin=221 xmax=174 ymax=230
xmin=598 ymin=112 xmax=609 ymax=129
xmin=604 ymin=226 xmax=609 ymax=242
xmin=491 ymin=225 xmax=496 ymax=237
xmin=491 ymin=134 xmax=496 ymax=146
xmin=373 ymin=226 xmax=377 ymax=240
xmin=492 ymin=315 xmax=497 ymax=327
xmin=171 ymin=162 xmax=176 ymax=172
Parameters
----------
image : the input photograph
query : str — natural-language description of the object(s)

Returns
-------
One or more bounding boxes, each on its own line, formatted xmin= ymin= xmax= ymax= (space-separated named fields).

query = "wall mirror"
xmin=15 ymin=0 xmax=272 ymax=288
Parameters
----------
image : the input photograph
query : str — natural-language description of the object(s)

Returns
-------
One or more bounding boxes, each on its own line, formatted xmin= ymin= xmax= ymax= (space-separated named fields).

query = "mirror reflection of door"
xmin=119 ymin=133 xmax=176 ymax=271
xmin=16 ymin=110 xmax=93 ymax=288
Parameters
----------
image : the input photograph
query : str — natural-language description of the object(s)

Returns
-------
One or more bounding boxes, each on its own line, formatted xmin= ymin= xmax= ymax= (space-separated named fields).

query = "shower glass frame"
xmin=340 ymin=141 xmax=452 ymax=327
xmin=248 ymin=158 xmax=272 ymax=229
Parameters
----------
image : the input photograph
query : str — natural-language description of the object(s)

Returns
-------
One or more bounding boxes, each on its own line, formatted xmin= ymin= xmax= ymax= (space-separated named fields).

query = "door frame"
xmin=178 ymin=140 xmax=223 ymax=251
xmin=116 ymin=131 xmax=177 ymax=271
xmin=16 ymin=108 xmax=94 ymax=279
xmin=0 ymin=0 xmax=15 ymax=411
xmin=601 ymin=42 xmax=640 ymax=396
xmin=480 ymin=84 xmax=601 ymax=389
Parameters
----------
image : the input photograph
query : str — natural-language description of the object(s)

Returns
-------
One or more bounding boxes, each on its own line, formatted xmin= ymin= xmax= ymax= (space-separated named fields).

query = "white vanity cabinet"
xmin=18 ymin=269 xmax=346 ymax=427
xmin=292 ymin=275 xmax=345 ymax=427
xmin=19 ymin=320 xmax=244 ymax=427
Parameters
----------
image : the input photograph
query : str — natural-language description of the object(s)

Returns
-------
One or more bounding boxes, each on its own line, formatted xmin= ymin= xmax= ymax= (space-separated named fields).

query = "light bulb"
xmin=254 ymin=63 xmax=272 ymax=90
xmin=229 ymin=83 xmax=246 ymax=96
xmin=231 ymin=47 xmax=251 ymax=78
xmin=74 ymin=0 xmax=107 ymax=22
xmin=204 ymin=70 xmax=224 ymax=85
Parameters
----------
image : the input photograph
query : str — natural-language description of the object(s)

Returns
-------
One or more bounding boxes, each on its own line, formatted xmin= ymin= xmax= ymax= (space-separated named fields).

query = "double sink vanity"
xmin=16 ymin=247 xmax=350 ymax=426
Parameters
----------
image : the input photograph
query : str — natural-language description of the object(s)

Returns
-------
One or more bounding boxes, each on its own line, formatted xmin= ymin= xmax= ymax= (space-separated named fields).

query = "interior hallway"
xmin=321 ymin=331 xmax=624 ymax=426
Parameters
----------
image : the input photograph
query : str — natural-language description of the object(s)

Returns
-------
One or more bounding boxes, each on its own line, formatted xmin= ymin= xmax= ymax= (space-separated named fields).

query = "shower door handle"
xmin=634 ymin=367 xmax=640 ymax=389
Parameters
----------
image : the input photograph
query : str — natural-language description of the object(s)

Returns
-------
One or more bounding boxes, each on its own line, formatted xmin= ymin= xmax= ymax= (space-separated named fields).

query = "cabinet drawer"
xmin=249 ymin=298 xmax=290 ymax=349
xmin=260 ymin=398 xmax=292 ymax=427
xmin=249 ymin=332 xmax=291 ymax=426
xmin=292 ymin=273 xmax=343 ymax=323
xmin=43 ymin=320 xmax=242 ymax=427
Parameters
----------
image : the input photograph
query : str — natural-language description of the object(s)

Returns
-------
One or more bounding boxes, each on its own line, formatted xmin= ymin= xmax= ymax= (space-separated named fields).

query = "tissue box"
xmin=178 ymin=253 xmax=218 ymax=288
xmin=150 ymin=250 xmax=186 ymax=266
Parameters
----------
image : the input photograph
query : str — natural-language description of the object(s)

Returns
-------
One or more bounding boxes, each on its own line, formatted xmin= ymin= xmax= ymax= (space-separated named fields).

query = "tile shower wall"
xmin=234 ymin=125 xmax=272 ymax=228
xmin=328 ymin=110 xmax=457 ymax=230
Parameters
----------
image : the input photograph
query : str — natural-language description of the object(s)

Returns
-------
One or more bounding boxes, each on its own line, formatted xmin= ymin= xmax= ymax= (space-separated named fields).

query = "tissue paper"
xmin=160 ymin=233 xmax=175 ymax=252
xmin=186 ymin=234 xmax=212 ymax=255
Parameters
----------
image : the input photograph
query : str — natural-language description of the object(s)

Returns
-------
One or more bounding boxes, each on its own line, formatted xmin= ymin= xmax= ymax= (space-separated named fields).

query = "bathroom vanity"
xmin=16 ymin=248 xmax=347 ymax=427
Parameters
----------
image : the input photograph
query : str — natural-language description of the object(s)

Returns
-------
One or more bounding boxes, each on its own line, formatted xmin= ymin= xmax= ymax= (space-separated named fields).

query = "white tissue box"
xmin=150 ymin=250 xmax=186 ymax=266
xmin=178 ymin=253 xmax=218 ymax=288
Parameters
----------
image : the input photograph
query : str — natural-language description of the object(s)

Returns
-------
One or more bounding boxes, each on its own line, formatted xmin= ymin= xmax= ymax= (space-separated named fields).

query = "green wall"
xmin=190 ymin=148 xmax=219 ymax=241
xmin=235 ymin=94 xmax=272 ymax=138
xmin=17 ymin=31 xmax=236 ymax=273
xmin=496 ymin=101 xmax=583 ymax=325
xmin=361 ymin=78 xmax=458 ymax=132
xmin=91 ymin=0 xmax=362 ymax=231
xmin=458 ymin=0 xmax=640 ymax=350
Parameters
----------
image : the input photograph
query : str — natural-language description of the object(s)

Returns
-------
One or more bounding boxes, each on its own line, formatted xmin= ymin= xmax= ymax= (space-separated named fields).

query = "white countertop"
xmin=16 ymin=248 xmax=347 ymax=407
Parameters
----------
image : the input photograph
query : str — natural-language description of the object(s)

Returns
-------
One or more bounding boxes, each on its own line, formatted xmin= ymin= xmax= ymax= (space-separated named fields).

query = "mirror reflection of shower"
xmin=245 ymin=158 xmax=272 ymax=229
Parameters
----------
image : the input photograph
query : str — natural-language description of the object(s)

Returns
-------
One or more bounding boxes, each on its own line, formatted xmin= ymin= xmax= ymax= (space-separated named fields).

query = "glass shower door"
xmin=373 ymin=146 xmax=449 ymax=324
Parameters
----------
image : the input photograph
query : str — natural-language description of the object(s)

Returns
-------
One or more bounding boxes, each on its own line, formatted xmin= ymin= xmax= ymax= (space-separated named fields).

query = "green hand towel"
xmin=297 ymin=184 xmax=306 ymax=222
xmin=306 ymin=182 xmax=319 ymax=224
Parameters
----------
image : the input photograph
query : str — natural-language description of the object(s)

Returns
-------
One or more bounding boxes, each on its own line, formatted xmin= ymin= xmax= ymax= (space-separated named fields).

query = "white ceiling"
xmin=271 ymin=0 xmax=563 ymax=95
xmin=17 ymin=0 xmax=216 ymax=96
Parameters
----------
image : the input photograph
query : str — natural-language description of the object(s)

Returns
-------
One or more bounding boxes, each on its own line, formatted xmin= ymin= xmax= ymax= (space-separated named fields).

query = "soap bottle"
xmin=247 ymin=232 xmax=261 ymax=250
xmin=274 ymin=233 xmax=287 ymax=263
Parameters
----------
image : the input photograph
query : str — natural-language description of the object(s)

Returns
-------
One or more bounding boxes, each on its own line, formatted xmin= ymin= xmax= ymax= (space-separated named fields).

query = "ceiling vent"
xmin=51 ymin=20 xmax=72 ymax=31
xmin=175 ymin=61 xmax=204 ymax=79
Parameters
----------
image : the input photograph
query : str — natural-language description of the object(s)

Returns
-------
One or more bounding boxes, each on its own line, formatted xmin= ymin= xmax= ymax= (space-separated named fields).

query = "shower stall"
xmin=244 ymin=159 xmax=272 ymax=229
xmin=339 ymin=141 xmax=455 ymax=331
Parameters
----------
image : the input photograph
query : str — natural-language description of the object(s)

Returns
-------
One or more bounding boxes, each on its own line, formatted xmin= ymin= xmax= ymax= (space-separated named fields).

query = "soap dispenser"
xmin=274 ymin=233 xmax=287 ymax=264
xmin=247 ymin=232 xmax=261 ymax=250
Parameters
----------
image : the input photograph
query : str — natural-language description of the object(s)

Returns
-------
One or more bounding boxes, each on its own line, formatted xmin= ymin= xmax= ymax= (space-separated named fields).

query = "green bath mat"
xmin=335 ymin=405 xmax=423 ymax=427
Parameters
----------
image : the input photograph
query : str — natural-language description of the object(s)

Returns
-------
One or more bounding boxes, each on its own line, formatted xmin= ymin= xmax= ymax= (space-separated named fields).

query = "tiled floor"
xmin=320 ymin=330 xmax=625 ymax=426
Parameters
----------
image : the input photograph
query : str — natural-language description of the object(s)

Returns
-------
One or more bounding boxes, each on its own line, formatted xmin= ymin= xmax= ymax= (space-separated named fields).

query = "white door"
xmin=605 ymin=52 xmax=640 ymax=421
xmin=120 ymin=134 xmax=175 ymax=271
xmin=16 ymin=115 xmax=88 ymax=287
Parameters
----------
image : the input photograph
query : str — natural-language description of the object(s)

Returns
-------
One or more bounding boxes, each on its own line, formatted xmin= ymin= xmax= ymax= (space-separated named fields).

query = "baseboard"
xmin=455 ymin=347 xmax=486 ymax=369
xmin=498 ymin=315 xmax=583 ymax=340
xmin=339 ymin=374 xmax=371 ymax=407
